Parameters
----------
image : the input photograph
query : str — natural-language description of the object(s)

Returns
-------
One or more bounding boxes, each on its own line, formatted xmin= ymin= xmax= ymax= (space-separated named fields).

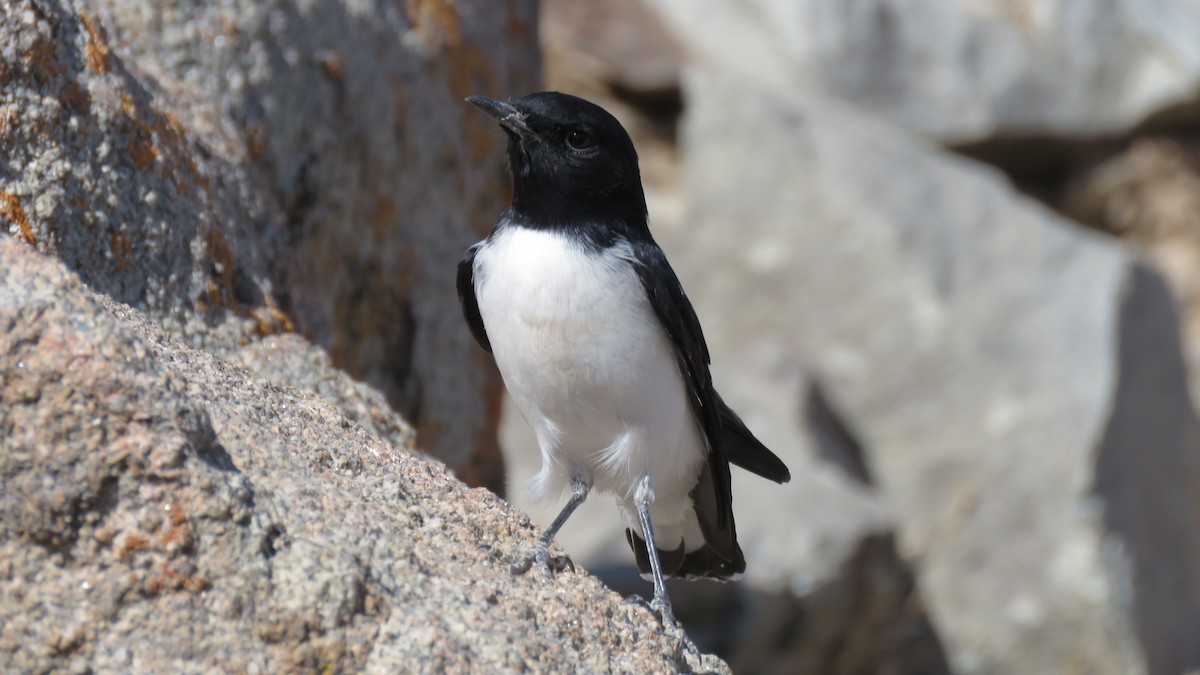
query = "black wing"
xmin=457 ymin=242 xmax=491 ymax=353
xmin=627 ymin=239 xmax=737 ymax=558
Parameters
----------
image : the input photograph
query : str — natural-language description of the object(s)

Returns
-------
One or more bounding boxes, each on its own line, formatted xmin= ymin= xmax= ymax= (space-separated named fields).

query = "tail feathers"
xmin=717 ymin=392 xmax=791 ymax=483
xmin=625 ymin=529 xmax=746 ymax=581
xmin=622 ymin=393 xmax=787 ymax=581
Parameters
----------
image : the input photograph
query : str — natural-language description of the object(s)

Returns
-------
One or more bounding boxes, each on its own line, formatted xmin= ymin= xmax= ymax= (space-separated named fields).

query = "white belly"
xmin=473 ymin=226 xmax=706 ymax=507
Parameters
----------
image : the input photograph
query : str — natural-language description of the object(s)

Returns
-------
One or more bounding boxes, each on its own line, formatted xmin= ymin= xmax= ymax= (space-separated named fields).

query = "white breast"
xmin=473 ymin=226 xmax=706 ymax=508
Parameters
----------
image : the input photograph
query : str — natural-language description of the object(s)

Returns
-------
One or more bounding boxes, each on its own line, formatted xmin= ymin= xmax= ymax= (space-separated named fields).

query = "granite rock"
xmin=0 ymin=237 xmax=730 ymax=674
xmin=0 ymin=0 xmax=536 ymax=483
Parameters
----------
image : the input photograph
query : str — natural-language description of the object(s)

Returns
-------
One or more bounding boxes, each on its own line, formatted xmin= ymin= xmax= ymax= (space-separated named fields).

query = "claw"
xmin=649 ymin=596 xmax=679 ymax=631
xmin=510 ymin=544 xmax=574 ymax=576
xmin=508 ymin=477 xmax=590 ymax=578
xmin=627 ymin=593 xmax=682 ymax=633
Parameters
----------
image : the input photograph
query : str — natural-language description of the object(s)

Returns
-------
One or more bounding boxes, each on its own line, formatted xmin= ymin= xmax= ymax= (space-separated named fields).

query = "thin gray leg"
xmin=634 ymin=475 xmax=678 ymax=629
xmin=511 ymin=475 xmax=591 ymax=575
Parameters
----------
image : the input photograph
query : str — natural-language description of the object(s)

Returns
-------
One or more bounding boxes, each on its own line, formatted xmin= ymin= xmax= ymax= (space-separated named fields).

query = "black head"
xmin=467 ymin=92 xmax=649 ymax=237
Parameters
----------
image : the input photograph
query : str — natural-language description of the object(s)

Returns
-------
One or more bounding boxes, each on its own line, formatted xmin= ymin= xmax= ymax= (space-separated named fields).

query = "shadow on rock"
xmin=595 ymin=533 xmax=952 ymax=675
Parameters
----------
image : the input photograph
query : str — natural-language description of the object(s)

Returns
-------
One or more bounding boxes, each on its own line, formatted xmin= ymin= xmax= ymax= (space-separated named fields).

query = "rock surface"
xmin=0 ymin=237 xmax=730 ymax=674
xmin=644 ymin=0 xmax=1200 ymax=144
xmin=1062 ymin=136 xmax=1200 ymax=399
xmin=0 ymin=0 xmax=536 ymax=484
xmin=229 ymin=333 xmax=418 ymax=455
xmin=665 ymin=65 xmax=1200 ymax=674
xmin=0 ymin=0 xmax=738 ymax=671
xmin=541 ymin=0 xmax=682 ymax=98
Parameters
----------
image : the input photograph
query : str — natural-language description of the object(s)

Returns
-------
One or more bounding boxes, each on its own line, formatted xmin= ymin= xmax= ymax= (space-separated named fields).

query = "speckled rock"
xmin=0 ymin=0 xmax=533 ymax=485
xmin=230 ymin=334 xmax=417 ymax=455
xmin=0 ymin=237 xmax=729 ymax=674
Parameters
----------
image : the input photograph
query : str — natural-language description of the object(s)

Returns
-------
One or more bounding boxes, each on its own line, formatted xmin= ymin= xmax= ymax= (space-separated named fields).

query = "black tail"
xmin=622 ymin=391 xmax=787 ymax=581
xmin=624 ymin=461 xmax=746 ymax=582
xmin=625 ymin=529 xmax=745 ymax=581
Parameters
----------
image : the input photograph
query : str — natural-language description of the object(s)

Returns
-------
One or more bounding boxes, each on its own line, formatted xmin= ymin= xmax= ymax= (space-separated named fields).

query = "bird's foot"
xmin=626 ymin=593 xmax=682 ymax=634
xmin=650 ymin=595 xmax=681 ymax=633
xmin=509 ymin=542 xmax=575 ymax=576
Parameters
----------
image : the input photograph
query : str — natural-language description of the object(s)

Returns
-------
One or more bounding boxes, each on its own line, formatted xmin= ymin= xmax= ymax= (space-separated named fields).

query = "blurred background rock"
xmin=506 ymin=0 xmax=1200 ymax=673
xmin=5 ymin=0 xmax=1200 ymax=673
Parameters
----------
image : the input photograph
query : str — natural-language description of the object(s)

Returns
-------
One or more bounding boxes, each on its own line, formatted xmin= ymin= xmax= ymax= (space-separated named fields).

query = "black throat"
xmin=509 ymin=187 xmax=650 ymax=247
xmin=506 ymin=153 xmax=651 ymax=248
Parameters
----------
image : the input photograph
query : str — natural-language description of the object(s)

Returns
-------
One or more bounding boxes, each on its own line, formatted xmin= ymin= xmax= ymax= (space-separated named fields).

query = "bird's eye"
xmin=566 ymin=129 xmax=594 ymax=150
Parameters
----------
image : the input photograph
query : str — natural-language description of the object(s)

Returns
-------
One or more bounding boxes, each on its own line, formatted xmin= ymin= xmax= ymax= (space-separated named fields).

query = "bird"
xmin=458 ymin=91 xmax=791 ymax=629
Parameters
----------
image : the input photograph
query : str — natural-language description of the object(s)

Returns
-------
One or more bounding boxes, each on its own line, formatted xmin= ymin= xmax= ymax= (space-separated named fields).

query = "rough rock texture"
xmin=644 ymin=0 xmax=1200 ymax=144
xmin=0 ymin=237 xmax=730 ymax=674
xmin=0 ymin=0 xmax=536 ymax=485
xmin=666 ymin=65 xmax=1200 ymax=674
xmin=230 ymin=333 xmax=418 ymax=454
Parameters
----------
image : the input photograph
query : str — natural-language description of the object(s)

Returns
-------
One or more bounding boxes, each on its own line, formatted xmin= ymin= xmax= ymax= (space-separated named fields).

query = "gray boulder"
xmin=666 ymin=64 xmax=1200 ymax=674
xmin=644 ymin=0 xmax=1200 ymax=144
